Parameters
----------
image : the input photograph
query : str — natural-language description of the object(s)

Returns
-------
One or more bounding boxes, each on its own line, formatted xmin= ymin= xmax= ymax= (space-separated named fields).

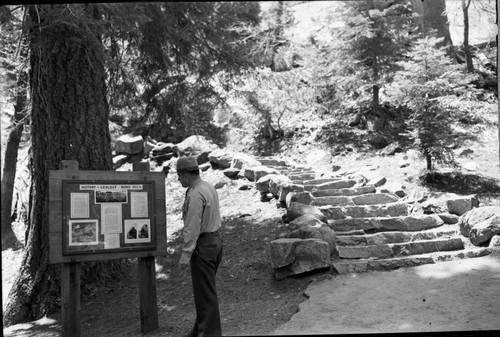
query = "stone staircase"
xmin=255 ymin=157 xmax=493 ymax=275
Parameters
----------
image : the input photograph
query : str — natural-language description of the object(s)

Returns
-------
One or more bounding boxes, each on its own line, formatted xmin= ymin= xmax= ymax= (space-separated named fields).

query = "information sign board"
xmin=62 ymin=180 xmax=157 ymax=255
xmin=49 ymin=170 xmax=167 ymax=263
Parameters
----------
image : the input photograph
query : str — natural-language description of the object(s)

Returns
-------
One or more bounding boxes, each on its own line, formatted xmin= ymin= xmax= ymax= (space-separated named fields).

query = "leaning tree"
xmin=3 ymin=4 xmax=121 ymax=325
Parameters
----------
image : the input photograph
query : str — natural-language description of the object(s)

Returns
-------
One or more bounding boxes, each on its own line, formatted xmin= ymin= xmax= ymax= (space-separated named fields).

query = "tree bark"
xmin=411 ymin=0 xmax=458 ymax=61
xmin=462 ymin=0 xmax=474 ymax=72
xmin=3 ymin=5 xmax=114 ymax=326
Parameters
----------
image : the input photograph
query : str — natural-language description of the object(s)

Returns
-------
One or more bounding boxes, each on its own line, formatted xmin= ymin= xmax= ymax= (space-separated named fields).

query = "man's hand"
xmin=179 ymin=252 xmax=190 ymax=272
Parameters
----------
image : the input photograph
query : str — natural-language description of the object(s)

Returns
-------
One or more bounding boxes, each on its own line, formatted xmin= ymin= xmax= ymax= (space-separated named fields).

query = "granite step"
xmin=305 ymin=179 xmax=358 ymax=192
xmin=331 ymin=247 xmax=492 ymax=274
xmin=312 ymin=193 xmax=399 ymax=207
xmin=289 ymin=173 xmax=317 ymax=182
xmin=256 ymin=158 xmax=287 ymax=166
xmin=321 ymin=202 xmax=409 ymax=220
xmin=327 ymin=214 xmax=444 ymax=232
xmin=335 ymin=226 xmax=459 ymax=246
xmin=337 ymin=237 xmax=465 ymax=259
xmin=303 ymin=177 xmax=343 ymax=185
xmin=312 ymin=185 xmax=376 ymax=197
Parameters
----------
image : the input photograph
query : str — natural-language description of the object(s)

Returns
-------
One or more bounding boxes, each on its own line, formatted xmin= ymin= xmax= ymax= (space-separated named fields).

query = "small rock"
xmin=199 ymin=163 xmax=210 ymax=172
xmin=489 ymin=235 xmax=500 ymax=247
xmin=459 ymin=149 xmax=474 ymax=157
xmin=115 ymin=134 xmax=144 ymax=155
xmin=447 ymin=195 xmax=479 ymax=216
xmin=437 ymin=213 xmax=460 ymax=224
xmin=214 ymin=181 xmax=227 ymax=189
xmin=238 ymin=184 xmax=252 ymax=191
xmin=368 ymin=176 xmax=387 ymax=187
xmin=463 ymin=161 xmax=479 ymax=171
xmin=223 ymin=167 xmax=241 ymax=178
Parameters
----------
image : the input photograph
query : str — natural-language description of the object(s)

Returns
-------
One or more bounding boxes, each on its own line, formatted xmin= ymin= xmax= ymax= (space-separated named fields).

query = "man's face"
xmin=177 ymin=172 xmax=189 ymax=188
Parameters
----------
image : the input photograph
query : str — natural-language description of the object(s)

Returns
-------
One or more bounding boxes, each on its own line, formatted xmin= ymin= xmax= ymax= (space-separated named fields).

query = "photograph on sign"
xmin=130 ymin=191 xmax=148 ymax=218
xmin=95 ymin=189 xmax=127 ymax=203
xmin=69 ymin=220 xmax=99 ymax=246
xmin=101 ymin=203 xmax=123 ymax=234
xmin=124 ymin=219 xmax=151 ymax=243
xmin=70 ymin=193 xmax=90 ymax=218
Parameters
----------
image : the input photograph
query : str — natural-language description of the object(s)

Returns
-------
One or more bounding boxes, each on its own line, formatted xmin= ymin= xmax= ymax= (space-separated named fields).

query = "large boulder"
xmin=278 ymin=183 xmax=305 ymax=203
xmin=173 ymin=135 xmax=219 ymax=164
xmin=446 ymin=195 xmax=479 ymax=216
xmin=288 ymin=214 xmax=324 ymax=231
xmin=244 ymin=166 xmax=281 ymax=182
xmin=256 ymin=174 xmax=292 ymax=195
xmin=143 ymin=138 xmax=157 ymax=156
xmin=458 ymin=206 xmax=500 ymax=246
xmin=149 ymin=142 xmax=175 ymax=164
xmin=269 ymin=175 xmax=292 ymax=196
xmin=286 ymin=191 xmax=314 ymax=207
xmin=270 ymin=238 xmax=330 ymax=280
xmin=232 ymin=153 xmax=262 ymax=170
xmin=115 ymin=134 xmax=144 ymax=155
xmin=222 ymin=167 xmax=241 ymax=179
xmin=284 ymin=202 xmax=328 ymax=224
xmin=256 ymin=174 xmax=281 ymax=193
xmin=490 ymin=235 xmax=500 ymax=247
xmin=208 ymin=148 xmax=234 ymax=169
xmin=150 ymin=142 xmax=175 ymax=156
xmin=285 ymin=224 xmax=337 ymax=257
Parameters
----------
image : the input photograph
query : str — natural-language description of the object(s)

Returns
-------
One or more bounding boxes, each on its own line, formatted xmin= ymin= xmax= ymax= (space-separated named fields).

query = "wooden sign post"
xmin=133 ymin=162 xmax=159 ymax=332
xmin=59 ymin=160 xmax=81 ymax=337
xmin=49 ymin=161 xmax=167 ymax=336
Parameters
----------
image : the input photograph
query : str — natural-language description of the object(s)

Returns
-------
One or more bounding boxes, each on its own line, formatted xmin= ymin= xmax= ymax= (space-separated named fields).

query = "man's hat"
xmin=176 ymin=156 xmax=199 ymax=173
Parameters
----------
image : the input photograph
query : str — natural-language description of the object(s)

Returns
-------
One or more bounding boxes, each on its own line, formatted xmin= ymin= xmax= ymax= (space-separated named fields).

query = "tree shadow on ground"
xmin=419 ymin=171 xmax=500 ymax=195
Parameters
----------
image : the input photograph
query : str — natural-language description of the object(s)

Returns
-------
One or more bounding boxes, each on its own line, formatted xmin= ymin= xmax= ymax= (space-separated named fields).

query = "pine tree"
xmin=388 ymin=36 xmax=481 ymax=169
xmin=314 ymin=0 xmax=415 ymax=130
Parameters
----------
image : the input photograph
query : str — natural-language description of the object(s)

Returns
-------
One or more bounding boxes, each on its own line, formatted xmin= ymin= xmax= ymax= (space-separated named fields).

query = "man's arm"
xmin=179 ymin=194 xmax=204 ymax=267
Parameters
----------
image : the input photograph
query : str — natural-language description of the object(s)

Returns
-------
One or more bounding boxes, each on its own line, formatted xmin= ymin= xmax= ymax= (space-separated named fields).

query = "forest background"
xmin=1 ymin=0 xmax=498 ymax=333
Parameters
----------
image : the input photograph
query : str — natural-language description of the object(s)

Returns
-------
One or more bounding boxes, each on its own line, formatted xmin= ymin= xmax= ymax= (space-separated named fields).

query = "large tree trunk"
xmin=411 ymin=0 xmax=458 ymax=61
xmin=1 ymin=123 xmax=24 ymax=250
xmin=462 ymin=0 xmax=474 ymax=72
xmin=1 ymin=11 xmax=29 ymax=251
xmin=3 ymin=5 xmax=115 ymax=326
xmin=2 ymin=70 xmax=27 ymax=250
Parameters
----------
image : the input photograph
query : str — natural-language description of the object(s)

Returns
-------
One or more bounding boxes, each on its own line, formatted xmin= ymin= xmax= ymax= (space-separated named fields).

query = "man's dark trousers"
xmin=189 ymin=231 xmax=223 ymax=337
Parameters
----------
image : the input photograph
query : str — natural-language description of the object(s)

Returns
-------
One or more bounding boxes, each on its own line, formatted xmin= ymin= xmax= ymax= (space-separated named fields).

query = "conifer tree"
xmin=314 ymin=0 xmax=415 ymax=130
xmin=388 ymin=36 xmax=481 ymax=170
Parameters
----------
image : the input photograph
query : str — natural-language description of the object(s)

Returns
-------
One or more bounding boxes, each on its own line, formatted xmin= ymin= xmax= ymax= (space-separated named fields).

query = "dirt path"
xmin=273 ymin=252 xmax=500 ymax=335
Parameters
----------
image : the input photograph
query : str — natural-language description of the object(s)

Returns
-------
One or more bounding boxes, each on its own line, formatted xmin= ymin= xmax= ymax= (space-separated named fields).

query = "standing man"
xmin=177 ymin=156 xmax=223 ymax=337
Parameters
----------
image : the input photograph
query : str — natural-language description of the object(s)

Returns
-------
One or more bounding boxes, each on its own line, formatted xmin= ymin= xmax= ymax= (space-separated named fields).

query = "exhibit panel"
xmin=48 ymin=170 xmax=167 ymax=263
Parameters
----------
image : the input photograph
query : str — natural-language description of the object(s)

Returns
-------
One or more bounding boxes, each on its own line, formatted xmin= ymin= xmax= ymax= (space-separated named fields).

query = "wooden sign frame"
xmin=49 ymin=170 xmax=167 ymax=264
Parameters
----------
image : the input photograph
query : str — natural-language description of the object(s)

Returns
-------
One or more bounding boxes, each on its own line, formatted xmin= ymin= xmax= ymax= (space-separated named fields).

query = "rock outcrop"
xmin=458 ymin=206 xmax=500 ymax=246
